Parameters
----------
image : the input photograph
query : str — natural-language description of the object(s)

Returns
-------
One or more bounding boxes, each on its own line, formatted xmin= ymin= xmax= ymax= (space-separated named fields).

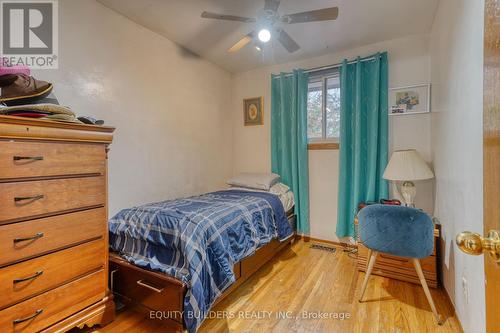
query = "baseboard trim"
xmin=295 ymin=235 xmax=357 ymax=249
xmin=441 ymin=284 xmax=465 ymax=333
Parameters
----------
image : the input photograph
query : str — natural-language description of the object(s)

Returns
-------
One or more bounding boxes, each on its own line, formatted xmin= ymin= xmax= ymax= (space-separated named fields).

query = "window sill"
xmin=308 ymin=142 xmax=339 ymax=150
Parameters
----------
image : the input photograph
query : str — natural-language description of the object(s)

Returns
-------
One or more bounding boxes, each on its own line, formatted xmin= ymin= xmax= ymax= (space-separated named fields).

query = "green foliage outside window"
xmin=307 ymin=77 xmax=340 ymax=140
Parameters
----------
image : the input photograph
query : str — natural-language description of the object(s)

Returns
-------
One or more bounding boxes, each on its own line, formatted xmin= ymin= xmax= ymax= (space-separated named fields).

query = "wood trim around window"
xmin=307 ymin=142 xmax=339 ymax=150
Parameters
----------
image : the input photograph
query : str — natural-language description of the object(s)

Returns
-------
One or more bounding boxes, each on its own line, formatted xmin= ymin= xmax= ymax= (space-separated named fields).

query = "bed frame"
xmin=108 ymin=212 xmax=296 ymax=332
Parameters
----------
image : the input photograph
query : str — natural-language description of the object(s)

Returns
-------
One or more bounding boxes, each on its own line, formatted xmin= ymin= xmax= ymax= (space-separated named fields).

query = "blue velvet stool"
xmin=357 ymin=204 xmax=443 ymax=325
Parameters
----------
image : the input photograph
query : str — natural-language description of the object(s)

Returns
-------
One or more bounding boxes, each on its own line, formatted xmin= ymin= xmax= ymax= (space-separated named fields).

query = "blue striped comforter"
xmin=109 ymin=190 xmax=293 ymax=333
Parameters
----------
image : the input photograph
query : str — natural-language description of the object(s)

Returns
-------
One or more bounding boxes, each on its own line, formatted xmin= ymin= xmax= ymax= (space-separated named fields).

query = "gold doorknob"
xmin=456 ymin=230 xmax=500 ymax=262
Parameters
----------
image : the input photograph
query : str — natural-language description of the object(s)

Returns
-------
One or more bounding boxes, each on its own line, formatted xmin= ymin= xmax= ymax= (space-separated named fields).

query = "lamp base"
xmin=401 ymin=181 xmax=416 ymax=207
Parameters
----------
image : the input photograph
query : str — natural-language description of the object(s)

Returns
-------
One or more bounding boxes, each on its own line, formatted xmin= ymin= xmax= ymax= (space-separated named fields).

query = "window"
xmin=307 ymin=72 xmax=340 ymax=145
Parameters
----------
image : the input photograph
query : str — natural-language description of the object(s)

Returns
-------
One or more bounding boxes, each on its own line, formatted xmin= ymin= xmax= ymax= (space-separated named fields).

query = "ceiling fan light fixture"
xmin=203 ymin=2 xmax=339 ymax=55
xmin=258 ymin=29 xmax=271 ymax=43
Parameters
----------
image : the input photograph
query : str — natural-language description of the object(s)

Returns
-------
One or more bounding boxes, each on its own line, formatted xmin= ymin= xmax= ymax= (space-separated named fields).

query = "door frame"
xmin=483 ymin=1 xmax=500 ymax=332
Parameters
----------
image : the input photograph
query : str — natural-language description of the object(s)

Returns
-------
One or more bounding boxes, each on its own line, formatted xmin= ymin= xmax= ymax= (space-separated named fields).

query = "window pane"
xmin=307 ymin=80 xmax=323 ymax=139
xmin=326 ymin=77 xmax=340 ymax=139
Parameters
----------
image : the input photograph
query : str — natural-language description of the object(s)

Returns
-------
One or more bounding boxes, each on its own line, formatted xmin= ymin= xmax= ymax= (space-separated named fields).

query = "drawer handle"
xmin=13 ymin=156 xmax=44 ymax=161
xmin=14 ymin=194 xmax=44 ymax=203
xmin=13 ymin=232 xmax=44 ymax=243
xmin=13 ymin=271 xmax=43 ymax=284
xmin=13 ymin=309 xmax=43 ymax=324
xmin=110 ymin=269 xmax=119 ymax=293
xmin=136 ymin=279 xmax=164 ymax=293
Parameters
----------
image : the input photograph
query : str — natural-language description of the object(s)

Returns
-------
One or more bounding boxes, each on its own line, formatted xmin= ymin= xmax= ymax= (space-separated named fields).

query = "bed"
xmin=108 ymin=186 xmax=296 ymax=333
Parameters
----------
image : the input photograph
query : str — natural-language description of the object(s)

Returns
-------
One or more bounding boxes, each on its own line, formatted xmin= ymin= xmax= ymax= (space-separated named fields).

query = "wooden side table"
xmin=355 ymin=217 xmax=441 ymax=288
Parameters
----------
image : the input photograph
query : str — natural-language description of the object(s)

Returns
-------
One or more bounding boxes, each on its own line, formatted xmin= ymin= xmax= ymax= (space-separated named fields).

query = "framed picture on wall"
xmin=243 ymin=97 xmax=264 ymax=126
xmin=389 ymin=84 xmax=431 ymax=115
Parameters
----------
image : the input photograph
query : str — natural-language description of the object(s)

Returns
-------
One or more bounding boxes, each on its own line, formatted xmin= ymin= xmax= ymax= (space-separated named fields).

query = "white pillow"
xmin=227 ymin=173 xmax=280 ymax=191
xmin=269 ymin=182 xmax=290 ymax=196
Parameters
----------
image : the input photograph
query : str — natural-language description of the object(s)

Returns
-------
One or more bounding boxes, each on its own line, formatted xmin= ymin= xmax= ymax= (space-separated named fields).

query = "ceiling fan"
xmin=201 ymin=0 xmax=339 ymax=54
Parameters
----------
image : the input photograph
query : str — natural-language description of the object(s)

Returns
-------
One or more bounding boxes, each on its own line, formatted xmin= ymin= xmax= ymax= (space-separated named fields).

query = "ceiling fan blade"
xmin=281 ymin=7 xmax=339 ymax=24
xmin=264 ymin=0 xmax=281 ymax=12
xmin=228 ymin=32 xmax=255 ymax=53
xmin=277 ymin=28 xmax=300 ymax=53
xmin=201 ymin=11 xmax=256 ymax=23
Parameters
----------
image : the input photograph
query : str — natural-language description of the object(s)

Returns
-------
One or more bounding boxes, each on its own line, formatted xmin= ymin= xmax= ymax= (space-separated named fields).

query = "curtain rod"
xmin=272 ymin=54 xmax=380 ymax=77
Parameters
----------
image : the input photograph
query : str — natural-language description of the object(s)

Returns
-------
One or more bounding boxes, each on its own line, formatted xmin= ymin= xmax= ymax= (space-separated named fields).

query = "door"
xmin=456 ymin=1 xmax=500 ymax=333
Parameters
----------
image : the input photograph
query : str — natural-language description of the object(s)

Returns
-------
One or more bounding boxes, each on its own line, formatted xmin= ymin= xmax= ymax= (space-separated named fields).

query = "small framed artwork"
xmin=243 ymin=97 xmax=263 ymax=126
xmin=389 ymin=84 xmax=431 ymax=116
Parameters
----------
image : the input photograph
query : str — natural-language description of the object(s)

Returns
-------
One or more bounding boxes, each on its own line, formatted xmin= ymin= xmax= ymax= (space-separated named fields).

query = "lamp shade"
xmin=383 ymin=149 xmax=434 ymax=181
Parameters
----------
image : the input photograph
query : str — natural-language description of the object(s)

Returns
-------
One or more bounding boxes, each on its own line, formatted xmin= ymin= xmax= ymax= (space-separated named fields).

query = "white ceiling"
xmin=98 ymin=0 xmax=439 ymax=73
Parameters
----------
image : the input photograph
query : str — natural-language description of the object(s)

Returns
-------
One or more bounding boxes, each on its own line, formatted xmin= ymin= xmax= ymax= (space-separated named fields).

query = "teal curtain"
xmin=336 ymin=52 xmax=389 ymax=238
xmin=271 ymin=69 xmax=310 ymax=234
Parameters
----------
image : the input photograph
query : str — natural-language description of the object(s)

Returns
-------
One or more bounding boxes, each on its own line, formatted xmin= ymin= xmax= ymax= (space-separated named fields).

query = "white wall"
xmin=33 ymin=0 xmax=233 ymax=215
xmin=231 ymin=34 xmax=433 ymax=242
xmin=430 ymin=1 xmax=485 ymax=332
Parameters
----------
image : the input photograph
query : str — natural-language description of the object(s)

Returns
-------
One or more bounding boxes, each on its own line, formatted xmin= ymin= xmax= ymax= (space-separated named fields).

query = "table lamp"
xmin=383 ymin=149 xmax=434 ymax=207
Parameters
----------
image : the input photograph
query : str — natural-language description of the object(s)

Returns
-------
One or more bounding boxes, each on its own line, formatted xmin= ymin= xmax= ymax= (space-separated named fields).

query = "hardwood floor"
xmin=77 ymin=240 xmax=463 ymax=333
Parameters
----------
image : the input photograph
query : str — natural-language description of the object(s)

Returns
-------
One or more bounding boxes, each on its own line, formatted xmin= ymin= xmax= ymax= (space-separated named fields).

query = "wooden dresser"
xmin=356 ymin=217 xmax=441 ymax=288
xmin=0 ymin=116 xmax=115 ymax=332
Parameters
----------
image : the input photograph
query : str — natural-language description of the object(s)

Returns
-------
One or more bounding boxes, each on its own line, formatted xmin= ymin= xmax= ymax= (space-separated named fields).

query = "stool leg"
xmin=359 ymin=251 xmax=378 ymax=302
xmin=412 ymin=258 xmax=444 ymax=325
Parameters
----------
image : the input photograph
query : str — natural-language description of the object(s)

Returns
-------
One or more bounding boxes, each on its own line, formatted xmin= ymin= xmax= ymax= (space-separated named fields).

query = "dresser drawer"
xmin=0 ymin=269 xmax=105 ymax=333
xmin=109 ymin=256 xmax=185 ymax=323
xmin=0 ymin=208 xmax=106 ymax=266
xmin=377 ymin=252 xmax=435 ymax=273
xmin=0 ymin=239 xmax=105 ymax=309
xmin=0 ymin=176 xmax=105 ymax=223
xmin=241 ymin=239 xmax=281 ymax=277
xmin=0 ymin=141 xmax=106 ymax=180
xmin=357 ymin=243 xmax=437 ymax=287
xmin=358 ymin=244 xmax=436 ymax=271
